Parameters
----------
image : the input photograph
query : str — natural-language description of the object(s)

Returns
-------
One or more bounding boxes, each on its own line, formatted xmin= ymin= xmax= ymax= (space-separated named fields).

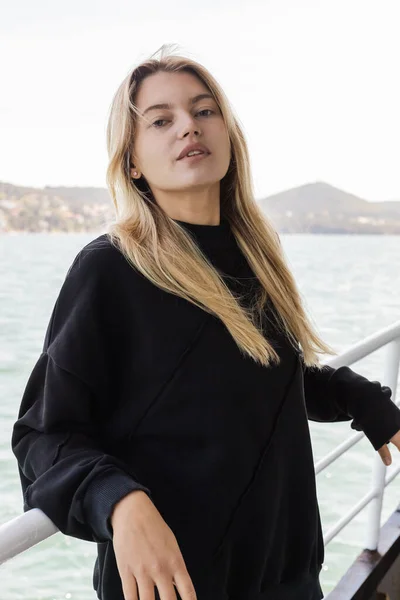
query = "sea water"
xmin=1 ymin=232 xmax=399 ymax=599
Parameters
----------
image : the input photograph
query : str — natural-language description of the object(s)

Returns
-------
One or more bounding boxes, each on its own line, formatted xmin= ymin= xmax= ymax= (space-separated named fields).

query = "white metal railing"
xmin=315 ymin=320 xmax=400 ymax=549
xmin=0 ymin=508 xmax=57 ymax=565
xmin=1 ymin=320 xmax=400 ymax=567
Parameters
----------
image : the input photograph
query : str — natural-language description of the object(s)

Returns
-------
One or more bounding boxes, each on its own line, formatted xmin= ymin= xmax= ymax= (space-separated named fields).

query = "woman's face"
xmin=131 ymin=71 xmax=231 ymax=199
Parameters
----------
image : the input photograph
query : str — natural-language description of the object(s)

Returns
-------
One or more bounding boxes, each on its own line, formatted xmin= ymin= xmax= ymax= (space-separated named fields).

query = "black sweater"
xmin=11 ymin=218 xmax=400 ymax=600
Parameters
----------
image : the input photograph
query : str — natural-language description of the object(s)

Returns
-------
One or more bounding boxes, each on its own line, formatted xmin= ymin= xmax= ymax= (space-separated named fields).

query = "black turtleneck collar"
xmin=172 ymin=217 xmax=236 ymax=250
xmin=172 ymin=217 xmax=258 ymax=289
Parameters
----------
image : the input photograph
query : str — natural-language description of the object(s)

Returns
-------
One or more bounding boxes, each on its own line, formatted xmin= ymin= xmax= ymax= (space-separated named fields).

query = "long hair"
xmin=105 ymin=44 xmax=336 ymax=369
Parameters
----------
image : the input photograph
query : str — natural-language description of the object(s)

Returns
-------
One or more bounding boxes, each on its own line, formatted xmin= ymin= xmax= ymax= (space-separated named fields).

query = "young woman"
xmin=12 ymin=46 xmax=400 ymax=600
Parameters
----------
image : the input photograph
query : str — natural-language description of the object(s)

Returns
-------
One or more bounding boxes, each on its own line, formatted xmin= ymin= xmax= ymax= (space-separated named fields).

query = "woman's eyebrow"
xmin=141 ymin=93 xmax=215 ymax=117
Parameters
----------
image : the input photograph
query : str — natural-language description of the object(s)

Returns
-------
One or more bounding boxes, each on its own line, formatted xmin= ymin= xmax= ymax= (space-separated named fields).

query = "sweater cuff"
xmin=351 ymin=394 xmax=400 ymax=451
xmin=82 ymin=469 xmax=152 ymax=542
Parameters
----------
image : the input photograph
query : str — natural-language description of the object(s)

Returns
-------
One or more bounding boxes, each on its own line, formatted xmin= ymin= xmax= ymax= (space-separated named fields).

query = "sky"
xmin=1 ymin=0 xmax=399 ymax=202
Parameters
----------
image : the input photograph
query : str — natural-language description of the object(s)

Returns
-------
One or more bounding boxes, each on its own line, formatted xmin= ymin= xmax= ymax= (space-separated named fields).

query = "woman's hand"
xmin=111 ymin=490 xmax=197 ymax=600
xmin=378 ymin=429 xmax=400 ymax=465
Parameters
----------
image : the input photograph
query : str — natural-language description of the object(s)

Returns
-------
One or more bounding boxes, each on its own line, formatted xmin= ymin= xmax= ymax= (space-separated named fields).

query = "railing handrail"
xmin=1 ymin=320 xmax=400 ymax=567
xmin=0 ymin=508 xmax=57 ymax=565
xmin=322 ymin=319 xmax=400 ymax=368
xmin=315 ymin=321 xmax=400 ymax=551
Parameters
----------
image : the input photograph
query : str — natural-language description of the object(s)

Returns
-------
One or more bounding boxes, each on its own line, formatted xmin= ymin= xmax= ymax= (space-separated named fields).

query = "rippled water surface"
xmin=1 ymin=232 xmax=399 ymax=599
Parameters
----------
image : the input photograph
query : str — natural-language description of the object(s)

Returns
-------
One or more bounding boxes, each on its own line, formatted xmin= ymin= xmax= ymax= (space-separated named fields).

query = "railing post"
xmin=365 ymin=339 xmax=400 ymax=551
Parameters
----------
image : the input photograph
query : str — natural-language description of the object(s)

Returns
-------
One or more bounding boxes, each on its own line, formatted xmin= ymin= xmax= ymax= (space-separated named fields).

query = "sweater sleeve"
xmin=11 ymin=242 xmax=152 ymax=543
xmin=301 ymin=358 xmax=400 ymax=451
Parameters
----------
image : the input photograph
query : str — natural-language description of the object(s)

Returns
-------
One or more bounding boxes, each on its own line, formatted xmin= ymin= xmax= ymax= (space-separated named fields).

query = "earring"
xmin=133 ymin=171 xmax=137 ymax=176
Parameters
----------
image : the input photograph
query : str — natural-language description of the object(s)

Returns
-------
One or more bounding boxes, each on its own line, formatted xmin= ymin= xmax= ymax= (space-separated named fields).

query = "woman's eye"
xmin=197 ymin=109 xmax=214 ymax=117
xmin=152 ymin=109 xmax=214 ymax=128
xmin=152 ymin=119 xmax=168 ymax=128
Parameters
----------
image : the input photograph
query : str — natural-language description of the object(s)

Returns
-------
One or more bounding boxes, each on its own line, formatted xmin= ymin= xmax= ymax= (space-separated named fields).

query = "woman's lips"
xmin=179 ymin=152 xmax=210 ymax=162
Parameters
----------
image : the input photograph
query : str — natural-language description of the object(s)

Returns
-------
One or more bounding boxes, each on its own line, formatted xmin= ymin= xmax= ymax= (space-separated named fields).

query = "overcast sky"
xmin=1 ymin=0 xmax=399 ymax=202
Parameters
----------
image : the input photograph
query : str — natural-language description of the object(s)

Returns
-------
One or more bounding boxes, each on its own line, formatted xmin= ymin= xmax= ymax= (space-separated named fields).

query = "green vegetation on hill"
xmin=1 ymin=180 xmax=399 ymax=234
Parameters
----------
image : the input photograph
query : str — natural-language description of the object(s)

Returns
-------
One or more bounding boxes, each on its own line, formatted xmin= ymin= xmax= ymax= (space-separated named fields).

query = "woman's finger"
xmin=378 ymin=444 xmax=392 ymax=465
xmin=389 ymin=429 xmax=400 ymax=449
xmin=173 ymin=566 xmax=198 ymax=600
xmin=120 ymin=572 xmax=139 ymax=600
xmin=155 ymin=574 xmax=181 ymax=600
xmin=136 ymin=575 xmax=156 ymax=600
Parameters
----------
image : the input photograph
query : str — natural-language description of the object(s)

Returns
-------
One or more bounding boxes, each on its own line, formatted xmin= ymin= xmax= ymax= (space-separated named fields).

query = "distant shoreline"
xmin=1 ymin=229 xmax=398 ymax=236
xmin=1 ymin=179 xmax=400 ymax=235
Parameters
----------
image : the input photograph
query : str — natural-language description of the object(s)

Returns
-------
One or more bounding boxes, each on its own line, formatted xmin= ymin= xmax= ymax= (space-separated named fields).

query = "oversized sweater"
xmin=11 ymin=217 xmax=400 ymax=600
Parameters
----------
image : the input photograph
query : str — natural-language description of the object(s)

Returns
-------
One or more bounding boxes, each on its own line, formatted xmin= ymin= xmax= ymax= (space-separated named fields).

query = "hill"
xmin=260 ymin=181 xmax=400 ymax=234
xmin=1 ymin=179 xmax=399 ymax=234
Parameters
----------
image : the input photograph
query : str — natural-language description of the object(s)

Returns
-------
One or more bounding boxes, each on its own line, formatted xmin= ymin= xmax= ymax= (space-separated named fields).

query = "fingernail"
xmin=384 ymin=457 xmax=391 ymax=465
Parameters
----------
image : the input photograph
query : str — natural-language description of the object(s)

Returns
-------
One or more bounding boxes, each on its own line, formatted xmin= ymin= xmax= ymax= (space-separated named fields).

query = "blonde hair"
xmin=105 ymin=44 xmax=336 ymax=369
